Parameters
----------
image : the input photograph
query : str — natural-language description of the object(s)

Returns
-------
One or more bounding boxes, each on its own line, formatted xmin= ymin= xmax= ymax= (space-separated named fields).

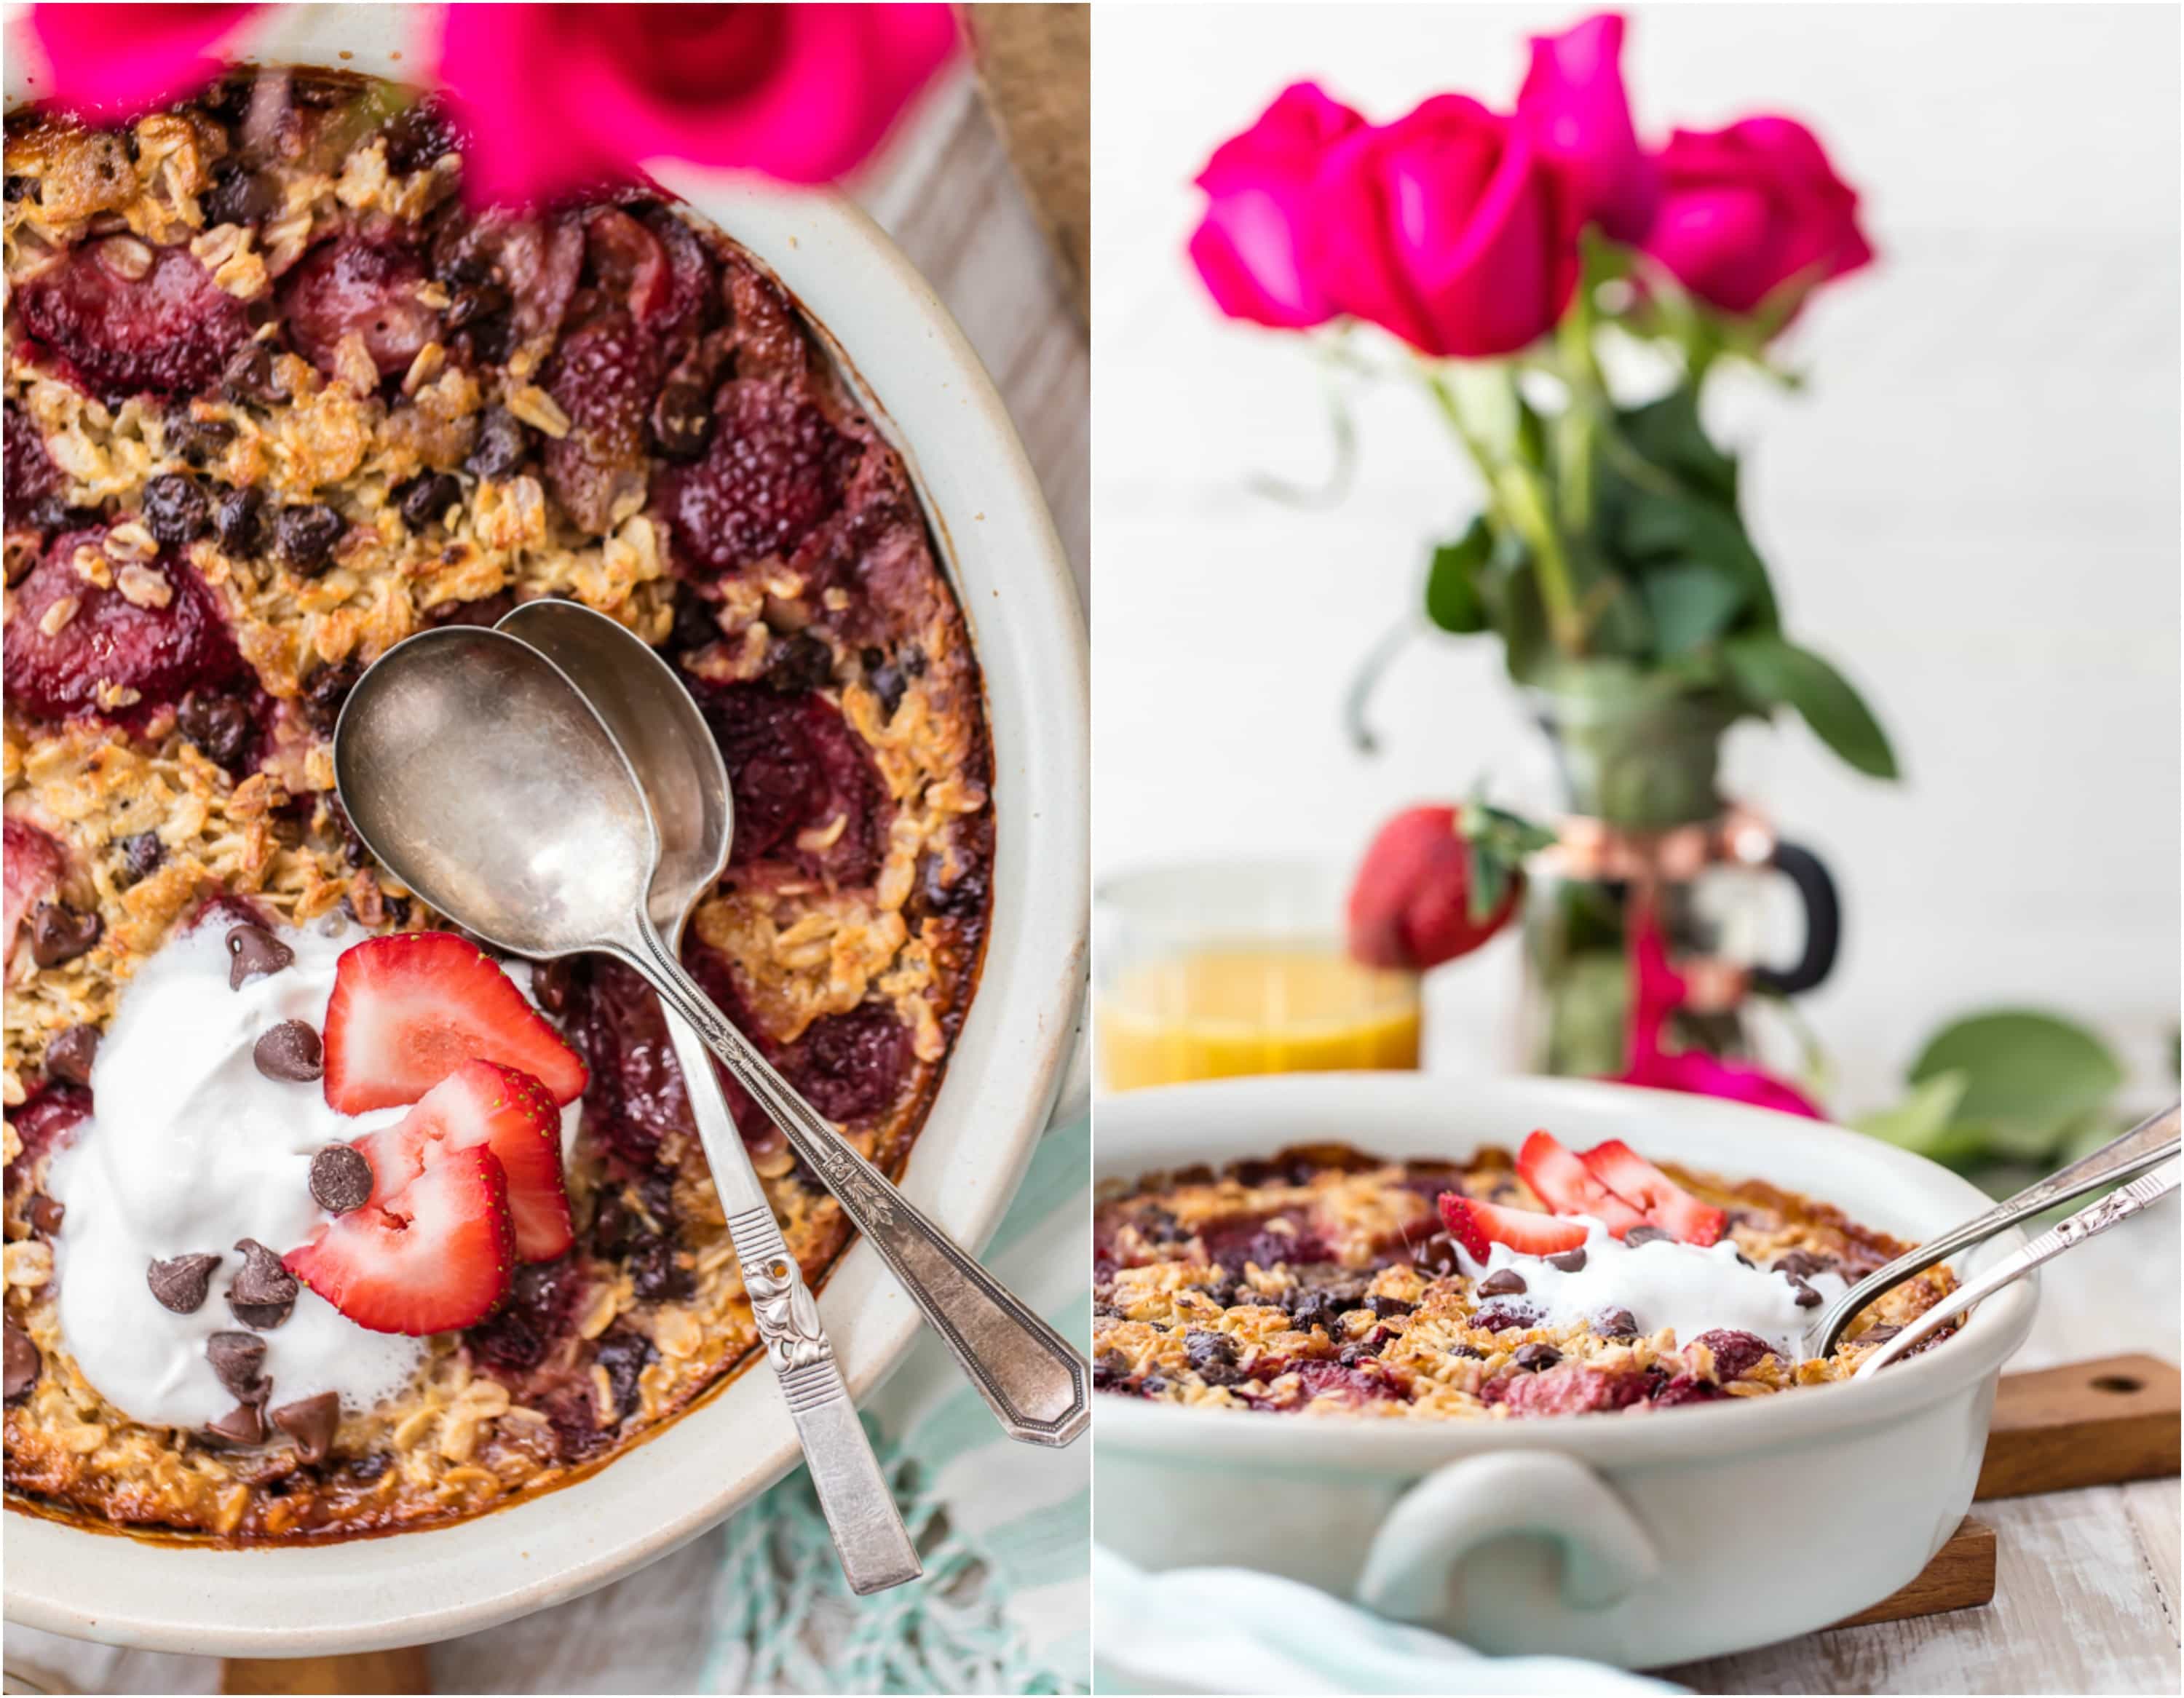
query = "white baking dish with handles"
xmin=1093 ymin=1073 xmax=2036 ymax=1669
xmin=4 ymin=7 xmax=1087 ymax=1655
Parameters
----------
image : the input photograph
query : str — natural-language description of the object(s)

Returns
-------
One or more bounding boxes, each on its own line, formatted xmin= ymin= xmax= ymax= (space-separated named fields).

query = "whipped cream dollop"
xmin=1463 ymin=1218 xmax=1849 ymax=1364
xmin=44 ymin=917 xmax=580 ymax=1430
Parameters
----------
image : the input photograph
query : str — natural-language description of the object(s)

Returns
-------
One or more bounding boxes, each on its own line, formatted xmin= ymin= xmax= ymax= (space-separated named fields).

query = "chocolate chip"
xmin=1477 ymin=1268 xmax=1528 ymax=1297
xmin=205 ymin=1330 xmax=269 ymax=1402
xmin=4 ymin=1322 xmax=41 ymax=1401
xmin=44 ymin=1022 xmax=99 ymax=1086
xmin=1790 ymin=1279 xmax=1823 ymax=1309
xmin=532 ymin=956 xmax=577 ymax=1015
xmin=1859 ymin=1324 xmax=1902 ymax=1345
xmin=163 ymin=410 xmax=237 ymax=465
xmin=308 ymin=1143 xmax=371 ymax=1213
xmin=1448 ymin=1342 xmax=1484 ymax=1360
xmin=396 ymin=471 xmax=461 ymax=531
xmin=629 ymin=1238 xmax=692 ymax=1301
xmin=211 ymin=484 xmax=263 ymax=554
xmin=1599 ymin=1307 xmax=1641 ymax=1340
xmin=1367 ymin=1294 xmax=1415 ymax=1319
xmin=256 ymin=1019 xmax=324 ymax=1083
xmin=650 ymin=370 xmax=713 ymax=460
xmin=28 ymin=903 xmax=100 ymax=969
xmin=116 ymin=830 xmax=165 ymax=884
xmin=141 ymin=473 xmax=208 ymax=546
xmin=1092 ymin=1349 xmax=1130 ymax=1390
xmin=226 ymin=923 xmax=293 ymax=990
xmin=178 ymin=690 xmax=254 ymax=769
xmin=221 ymin=341 xmax=286 ymax=407
xmin=273 ymin=502 xmax=344 ymax=576
xmin=206 ymin=1400 xmax=267 ymax=1445
xmin=1623 ymin=1225 xmax=1672 ymax=1248
xmin=1546 ymin=1247 xmax=1588 ymax=1273
xmin=465 ymin=407 xmax=531 ymax=480
xmin=1410 ymin=1231 xmax=1463 ymax=1279
xmin=1512 ymin=1343 xmax=1562 ymax=1373
xmin=228 ymin=1237 xmax=298 ymax=1329
xmin=443 ymin=279 xmax=510 ymax=333
xmin=269 ymin=1390 xmax=341 ymax=1463
xmin=1773 ymin=1250 xmax=1832 ymax=1280
xmin=148 ymin=1251 xmax=223 ymax=1313
xmin=761 ymin=630 xmax=834 ymax=693
xmin=1184 ymin=1329 xmax=1239 ymax=1373
xmin=202 ymin=159 xmax=277 ymax=226
xmin=27 ymin=1194 xmax=64 ymax=1236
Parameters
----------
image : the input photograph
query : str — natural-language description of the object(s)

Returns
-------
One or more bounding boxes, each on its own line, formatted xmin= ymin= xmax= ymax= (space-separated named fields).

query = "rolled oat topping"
xmin=4 ymin=65 xmax=992 ymax=1542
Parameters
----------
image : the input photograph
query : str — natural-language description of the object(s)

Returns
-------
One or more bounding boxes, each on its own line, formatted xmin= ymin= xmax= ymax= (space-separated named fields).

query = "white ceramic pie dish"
xmin=1093 ymin=1073 xmax=2038 ymax=1669
xmin=4 ymin=11 xmax=1088 ymax=1657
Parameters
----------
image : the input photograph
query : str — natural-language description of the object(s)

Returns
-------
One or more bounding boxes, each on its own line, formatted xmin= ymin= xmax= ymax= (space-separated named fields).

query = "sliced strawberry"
xmin=356 ymin=1060 xmax=571 ymax=1261
xmin=1436 ymin=1193 xmax=1588 ymax=1261
xmin=280 ymin=237 xmax=442 ymax=378
xmin=1516 ymin=1129 xmax=1647 ymax=1233
xmin=17 ymin=241 xmax=250 ymax=400
xmin=284 ymin=1145 xmax=514 ymax=1336
xmin=1578 ymin=1140 xmax=1727 ymax=1247
xmin=322 ymin=931 xmax=587 ymax=1114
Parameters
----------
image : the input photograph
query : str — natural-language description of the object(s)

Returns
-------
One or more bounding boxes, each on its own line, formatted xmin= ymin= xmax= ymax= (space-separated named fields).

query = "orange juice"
xmin=1099 ymin=945 xmax=1421 ymax=1091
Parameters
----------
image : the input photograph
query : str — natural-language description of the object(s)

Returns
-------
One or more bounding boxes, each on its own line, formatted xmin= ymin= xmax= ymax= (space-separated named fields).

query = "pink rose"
xmin=1188 ymin=82 xmax=1364 ymax=330
xmin=1306 ymin=95 xmax=1582 ymax=359
xmin=27 ymin=3 xmax=262 ymax=121
xmin=1517 ymin=12 xmax=1657 ymax=243
xmin=1640 ymin=116 xmax=1874 ymax=319
xmin=435 ymin=4 xmax=958 ymax=209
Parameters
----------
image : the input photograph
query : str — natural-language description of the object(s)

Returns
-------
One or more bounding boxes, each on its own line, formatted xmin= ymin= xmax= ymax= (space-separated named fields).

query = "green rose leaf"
xmin=1854 ymin=1070 xmax=1970 ymax=1159
xmin=1641 ymin=563 xmax=1746 ymax=657
xmin=1909 ymin=1010 xmax=2124 ymax=1155
xmin=1721 ymin=633 xmax=1899 ymax=779
xmin=1618 ymin=386 xmax=1738 ymax=504
xmin=1619 ymin=490 xmax=1779 ymax=627
xmin=1425 ymin=517 xmax=1492 ymax=635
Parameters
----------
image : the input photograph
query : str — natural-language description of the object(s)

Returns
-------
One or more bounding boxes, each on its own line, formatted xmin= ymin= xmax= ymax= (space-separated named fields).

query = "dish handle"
xmin=1354 ymin=1451 xmax=1659 ymax=1621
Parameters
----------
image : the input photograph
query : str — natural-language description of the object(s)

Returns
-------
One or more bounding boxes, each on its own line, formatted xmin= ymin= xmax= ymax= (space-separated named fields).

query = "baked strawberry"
xmin=1578 ymin=1140 xmax=1727 ymax=1246
xmin=1347 ymin=801 xmax=1553 ymax=971
xmin=1516 ymin=1128 xmax=1647 ymax=1234
xmin=434 ymin=209 xmax=585 ymax=344
xmin=1487 ymin=1363 xmax=1650 ymax=1416
xmin=17 ymin=241 xmax=252 ymax=400
xmin=322 ymin=931 xmax=587 ymax=1114
xmin=280 ymin=237 xmax=443 ymax=377
xmin=699 ymin=685 xmax=888 ymax=884
xmin=641 ymin=207 xmax=718 ymax=342
xmin=582 ymin=209 xmax=670 ymax=323
xmin=1436 ymin=1193 xmax=1588 ymax=1261
xmin=663 ymin=379 xmax=851 ymax=575
xmin=357 ymin=1060 xmax=572 ymax=1261
xmin=284 ymin=1145 xmax=515 ymax=1336
xmin=4 ymin=819 xmax=65 ymax=972
xmin=3 ymin=531 xmax=245 ymax=722
xmin=542 ymin=308 xmax=657 ymax=534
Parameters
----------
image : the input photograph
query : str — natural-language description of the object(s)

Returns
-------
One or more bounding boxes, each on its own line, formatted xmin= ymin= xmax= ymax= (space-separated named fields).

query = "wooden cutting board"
xmin=1832 ymin=1352 xmax=2180 ymax=1629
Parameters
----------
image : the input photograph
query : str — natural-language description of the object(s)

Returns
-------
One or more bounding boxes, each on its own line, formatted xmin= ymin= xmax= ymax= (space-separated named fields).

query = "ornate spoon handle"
xmin=1808 ymin=1102 xmax=2180 ymax=1358
xmin=661 ymin=1010 xmax=920 ymax=1594
xmin=628 ymin=929 xmax=1091 ymax=1448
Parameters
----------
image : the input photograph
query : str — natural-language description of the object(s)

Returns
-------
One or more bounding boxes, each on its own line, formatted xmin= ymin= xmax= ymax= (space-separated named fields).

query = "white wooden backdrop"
xmin=1090 ymin=5 xmax=2178 ymax=1694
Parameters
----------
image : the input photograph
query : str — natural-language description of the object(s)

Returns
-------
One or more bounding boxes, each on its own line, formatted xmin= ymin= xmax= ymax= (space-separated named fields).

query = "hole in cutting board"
xmin=2091 ymin=1374 xmax=2144 ymax=1394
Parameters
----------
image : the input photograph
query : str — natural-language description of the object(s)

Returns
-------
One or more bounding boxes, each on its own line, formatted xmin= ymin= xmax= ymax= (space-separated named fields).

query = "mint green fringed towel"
xmin=698 ymin=1118 xmax=1091 ymax=1695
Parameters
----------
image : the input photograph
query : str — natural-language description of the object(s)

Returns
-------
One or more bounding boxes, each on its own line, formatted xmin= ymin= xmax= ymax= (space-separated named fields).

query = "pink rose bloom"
xmin=1516 ymin=12 xmax=1657 ymax=243
xmin=435 ymin=4 xmax=958 ymax=209
xmin=1188 ymin=82 xmax=1364 ymax=330
xmin=1616 ymin=902 xmax=1824 ymax=1119
xmin=27 ymin=3 xmax=261 ymax=121
xmin=1306 ymin=94 xmax=1582 ymax=359
xmin=1641 ymin=116 xmax=1875 ymax=320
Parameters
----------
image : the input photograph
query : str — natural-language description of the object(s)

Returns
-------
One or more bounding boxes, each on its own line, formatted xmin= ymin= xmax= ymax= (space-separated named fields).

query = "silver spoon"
xmin=333 ymin=627 xmax=1091 ymax=1443
xmin=1806 ymin=1101 xmax=2180 ymax=1359
xmin=1853 ymin=1159 xmax=2178 ymax=1378
xmin=491 ymin=600 xmax=915 ymax=1595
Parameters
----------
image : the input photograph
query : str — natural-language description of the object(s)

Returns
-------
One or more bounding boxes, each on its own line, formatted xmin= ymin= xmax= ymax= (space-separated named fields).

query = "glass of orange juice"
xmin=1096 ymin=860 xmax=1421 ymax=1092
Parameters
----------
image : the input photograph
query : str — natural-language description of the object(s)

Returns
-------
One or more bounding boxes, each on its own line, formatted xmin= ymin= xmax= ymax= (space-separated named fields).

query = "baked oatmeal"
xmin=3 ymin=67 xmax=993 ymax=1539
xmin=1093 ymin=1132 xmax=1955 ymax=1418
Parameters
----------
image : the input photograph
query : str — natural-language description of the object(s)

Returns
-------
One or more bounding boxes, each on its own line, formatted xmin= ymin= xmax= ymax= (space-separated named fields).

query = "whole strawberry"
xmin=1347 ymin=800 xmax=1553 ymax=970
